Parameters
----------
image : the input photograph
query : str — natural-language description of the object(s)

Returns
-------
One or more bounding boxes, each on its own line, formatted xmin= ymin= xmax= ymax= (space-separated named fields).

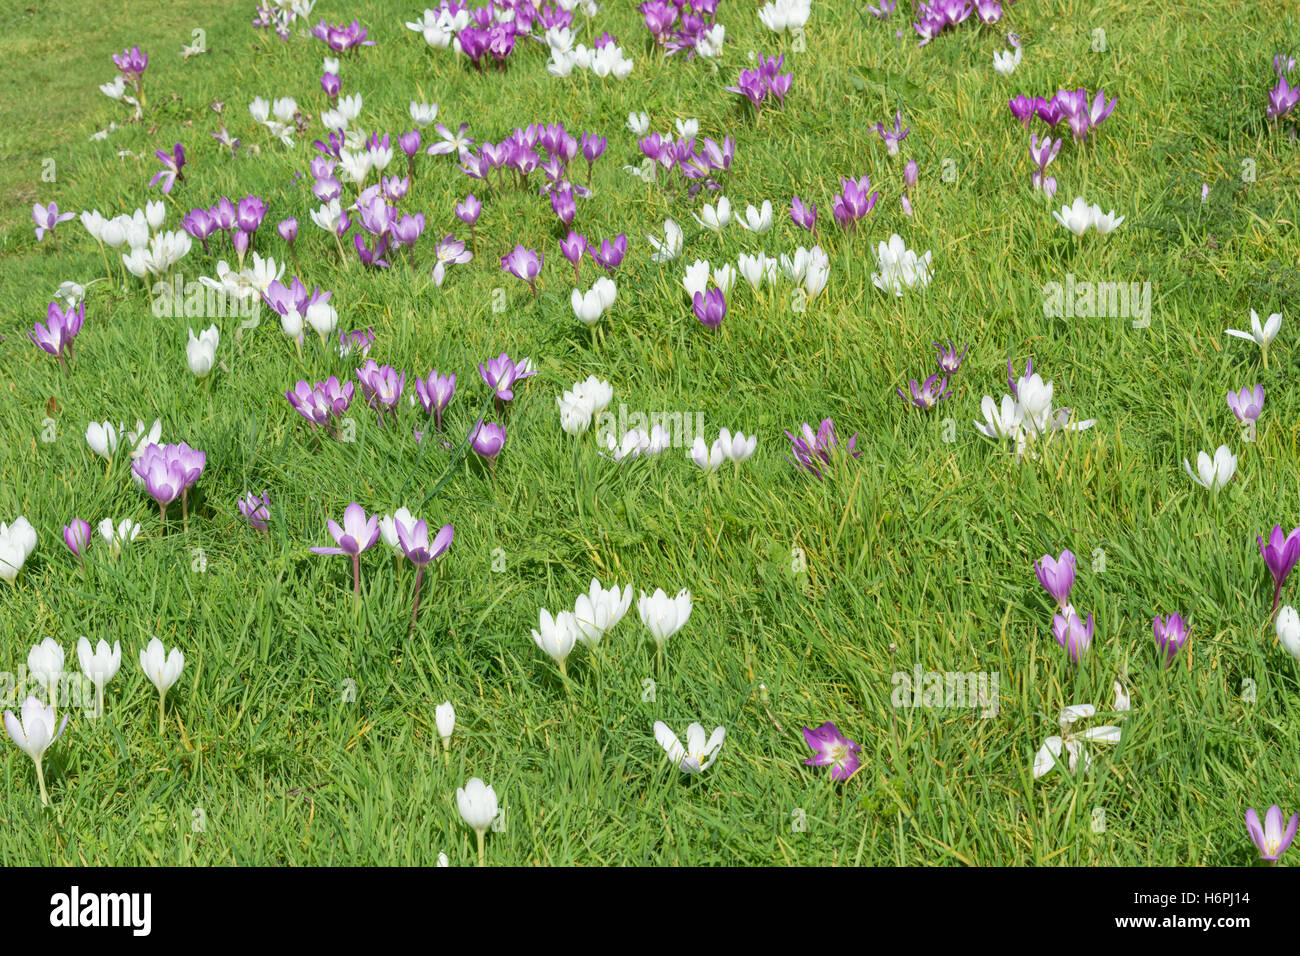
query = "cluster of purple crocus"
xmin=1027 ymin=133 xmax=1062 ymax=197
xmin=785 ymin=419 xmax=861 ymax=480
xmin=352 ymin=176 xmax=424 ymax=268
xmin=640 ymin=0 xmax=721 ymax=56
xmin=1009 ymin=88 xmax=1117 ymax=142
xmin=454 ymin=8 xmax=528 ymax=70
xmin=285 ymin=376 xmax=355 ymax=439
xmin=561 ymin=230 xmax=626 ymax=283
xmin=896 ymin=342 xmax=967 ymax=411
xmin=638 ymin=131 xmax=734 ymax=196
xmin=263 ymin=276 xmax=333 ymax=348
xmin=914 ymin=0 xmax=1012 ymax=46
xmin=29 ymin=299 xmax=85 ymax=375
xmin=311 ymin=19 xmax=374 ymax=54
xmin=181 ymin=194 xmax=268 ymax=258
xmin=112 ymin=45 xmax=148 ymax=99
xmin=1035 ymin=550 xmax=1092 ymax=662
xmin=726 ymin=54 xmax=792 ymax=110
xmin=253 ymin=3 xmax=300 ymax=42
xmin=132 ymin=442 xmax=205 ymax=526
xmin=1267 ymin=54 xmax=1299 ymax=120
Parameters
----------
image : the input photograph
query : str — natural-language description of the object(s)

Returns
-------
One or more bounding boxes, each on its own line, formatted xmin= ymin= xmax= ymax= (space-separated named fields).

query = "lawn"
xmin=0 ymin=0 xmax=1298 ymax=866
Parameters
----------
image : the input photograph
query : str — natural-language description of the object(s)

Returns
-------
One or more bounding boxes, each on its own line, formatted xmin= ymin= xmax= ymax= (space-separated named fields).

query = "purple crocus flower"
xmin=285 ymin=376 xmax=354 ymax=437
xmin=414 ymin=370 xmax=456 ymax=430
xmin=311 ymin=19 xmax=375 ymax=53
xmin=873 ymin=111 xmax=910 ymax=156
xmin=1227 ymin=384 xmax=1264 ymax=423
xmin=113 ymin=45 xmax=149 ymax=77
xmin=692 ymin=288 xmax=726 ymax=329
xmin=1008 ymin=95 xmax=1037 ymax=128
xmin=399 ymin=129 xmax=421 ymax=159
xmin=1258 ymin=524 xmax=1300 ymax=617
xmin=791 ymin=196 xmax=817 ymax=234
xmin=431 ymin=235 xmax=472 ymax=286
xmin=1266 ymin=73 xmax=1297 ymax=118
xmin=469 ymin=420 xmax=507 ymax=470
xmin=236 ymin=194 xmax=266 ymax=235
xmin=1007 ymin=357 xmax=1032 ymax=398
xmin=150 ymin=143 xmax=186 ymax=194
xmin=560 ymin=230 xmax=586 ymax=281
xmin=29 ymin=299 xmax=85 ymax=368
xmin=132 ymin=443 xmax=187 ymax=522
xmin=182 ymin=207 xmax=216 ymax=251
xmin=455 ymin=194 xmax=481 ymax=226
xmin=63 ymin=519 xmax=92 ymax=561
xmin=831 ymin=175 xmax=878 ymax=229
xmin=238 ymin=492 xmax=271 ymax=532
xmin=896 ymin=373 xmax=950 ymax=410
xmin=278 ymin=217 xmax=298 ymax=246
xmin=726 ymin=69 xmax=769 ymax=108
xmin=32 ymin=202 xmax=75 ymax=242
xmin=1035 ymin=550 xmax=1076 ymax=608
xmin=801 ymin=721 xmax=863 ymax=781
xmin=501 ymin=245 xmax=542 ymax=295
xmin=1052 ymin=610 xmax=1093 ymax=663
xmin=311 ymin=503 xmax=380 ymax=600
xmin=1246 ymin=805 xmax=1299 ymax=862
xmin=1153 ymin=614 xmax=1187 ymax=668
xmin=589 ymin=234 xmax=626 ymax=273
xmin=1029 ymin=133 xmax=1061 ymax=172
xmin=396 ymin=518 xmax=454 ymax=635
xmin=934 ymin=341 xmax=968 ymax=374
xmin=784 ymin=418 xmax=861 ymax=480
xmin=479 ymin=353 xmax=520 ymax=402
xmin=338 ymin=327 xmax=375 ymax=359
xmin=356 ymin=360 xmax=405 ymax=422
xmin=550 ymin=183 xmax=577 ymax=225
xmin=904 ymin=159 xmax=918 ymax=189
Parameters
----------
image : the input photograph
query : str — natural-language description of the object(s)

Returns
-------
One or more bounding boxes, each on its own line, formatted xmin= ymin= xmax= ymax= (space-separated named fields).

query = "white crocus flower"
xmin=647 ymin=219 xmax=683 ymax=262
xmin=712 ymin=264 xmax=737 ymax=293
xmin=682 ymin=259 xmax=711 ymax=299
xmin=637 ymin=588 xmax=693 ymax=649
xmin=717 ymin=428 xmax=757 ymax=463
xmin=186 ymin=325 xmax=219 ymax=378
xmin=27 ymin=638 xmax=64 ymax=705
xmin=139 ymin=637 xmax=184 ymax=734
xmin=4 ymin=697 xmax=68 ymax=805
xmin=435 ymin=701 xmax=455 ymax=763
xmin=1278 ymin=606 xmax=1300 ymax=661
xmin=1052 ymin=196 xmax=1096 ymax=236
xmin=627 ymin=112 xmax=650 ymax=135
xmin=654 ymin=721 xmax=725 ymax=774
xmin=531 ymin=608 xmax=578 ymax=674
xmin=573 ymin=579 xmax=633 ymax=647
xmin=98 ymin=518 xmax=141 ymax=557
xmin=737 ymin=200 xmax=773 ymax=233
xmin=1225 ymin=309 xmax=1283 ymax=368
xmin=690 ymin=436 xmax=727 ymax=473
xmin=77 ymin=638 xmax=122 ymax=716
xmin=0 ymin=518 xmax=37 ymax=584
xmin=693 ymin=196 xmax=731 ymax=232
xmin=409 ymin=101 xmax=439 ymax=127
xmin=871 ymin=234 xmax=932 ymax=296
xmin=456 ymin=777 xmax=498 ymax=865
xmin=1183 ymin=445 xmax=1237 ymax=491
xmin=86 ymin=421 xmax=122 ymax=459
xmin=992 ymin=46 xmax=1022 ymax=75
xmin=975 ymin=394 xmax=1022 ymax=440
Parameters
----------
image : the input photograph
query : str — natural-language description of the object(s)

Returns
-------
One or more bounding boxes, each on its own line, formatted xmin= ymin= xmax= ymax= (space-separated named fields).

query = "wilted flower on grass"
xmin=896 ymin=373 xmax=950 ymax=410
xmin=1033 ymin=684 xmax=1127 ymax=778
xmin=1246 ymin=805 xmax=1299 ymax=863
xmin=802 ymin=722 xmax=862 ymax=781
xmin=654 ymin=721 xmax=724 ymax=774
xmin=150 ymin=142 xmax=186 ymax=194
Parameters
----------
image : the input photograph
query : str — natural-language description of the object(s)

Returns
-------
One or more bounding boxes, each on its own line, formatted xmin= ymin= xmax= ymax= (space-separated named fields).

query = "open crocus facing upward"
xmin=654 ymin=721 xmax=725 ymax=774
xmin=311 ymin=503 xmax=380 ymax=601
xmin=1246 ymin=805 xmax=1299 ymax=863
xmin=802 ymin=722 xmax=863 ymax=781
xmin=1225 ymin=309 xmax=1283 ymax=369
xmin=1184 ymin=445 xmax=1237 ymax=492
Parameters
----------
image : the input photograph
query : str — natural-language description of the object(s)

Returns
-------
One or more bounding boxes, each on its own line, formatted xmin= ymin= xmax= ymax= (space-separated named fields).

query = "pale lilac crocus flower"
xmin=311 ymin=503 xmax=380 ymax=601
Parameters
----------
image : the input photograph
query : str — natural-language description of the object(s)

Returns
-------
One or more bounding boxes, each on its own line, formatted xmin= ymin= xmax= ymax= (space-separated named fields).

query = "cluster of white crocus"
xmin=98 ymin=518 xmax=142 ymax=556
xmin=871 ymin=233 xmax=933 ymax=296
xmin=637 ymin=587 xmax=693 ymax=650
xmin=975 ymin=366 xmax=1096 ymax=460
xmin=249 ymin=96 xmax=299 ymax=146
xmin=685 ymin=247 xmax=828 ymax=298
xmin=557 ymin=376 xmax=614 ymax=436
xmin=781 ymin=245 xmax=831 ymax=297
xmin=320 ymin=93 xmax=363 ymax=134
xmin=571 ymin=276 xmax=617 ymax=327
xmin=186 ymin=326 xmax=219 ymax=378
xmin=546 ymin=34 xmax=635 ymax=79
xmin=1033 ymin=681 xmax=1129 ymax=778
xmin=199 ymin=253 xmax=285 ymax=302
xmin=758 ymin=0 xmax=811 ymax=32
xmin=86 ymin=418 xmax=162 ymax=461
xmin=123 ymin=230 xmax=192 ymax=279
xmin=683 ymin=259 xmax=736 ymax=298
xmin=0 ymin=517 xmax=38 ymax=583
xmin=531 ymin=579 xmax=634 ymax=673
xmin=1052 ymin=196 xmax=1125 ymax=236
xmin=690 ymin=429 xmax=758 ymax=473
xmin=654 ymin=721 xmax=726 ymax=774
xmin=81 ymin=202 xmax=163 ymax=250
xmin=737 ymin=251 xmax=781 ymax=288
xmin=601 ymin=423 xmax=672 ymax=462
xmin=406 ymin=8 xmax=468 ymax=48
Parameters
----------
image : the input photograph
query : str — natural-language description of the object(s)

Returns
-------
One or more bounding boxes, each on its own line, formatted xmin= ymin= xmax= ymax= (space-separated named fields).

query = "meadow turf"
xmin=0 ymin=0 xmax=1298 ymax=865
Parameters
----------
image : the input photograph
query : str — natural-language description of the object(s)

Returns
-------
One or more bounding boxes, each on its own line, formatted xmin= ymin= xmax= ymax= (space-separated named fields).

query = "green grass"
xmin=0 ymin=0 xmax=1298 ymax=865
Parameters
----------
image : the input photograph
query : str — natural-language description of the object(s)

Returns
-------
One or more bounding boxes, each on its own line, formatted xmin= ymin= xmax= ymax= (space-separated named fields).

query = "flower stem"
xmin=476 ymin=828 xmax=486 ymax=867
xmin=158 ymin=688 xmax=166 ymax=735
xmin=35 ymin=757 xmax=49 ymax=807
xmin=408 ymin=564 xmax=425 ymax=637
